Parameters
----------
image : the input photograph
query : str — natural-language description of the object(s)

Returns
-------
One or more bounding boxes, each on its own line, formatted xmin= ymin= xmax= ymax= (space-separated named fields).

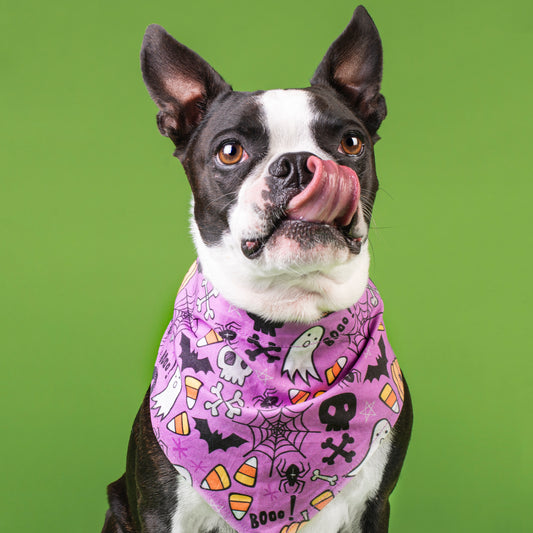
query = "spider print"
xmin=253 ymin=388 xmax=282 ymax=409
xmin=172 ymin=292 xmax=198 ymax=334
xmin=237 ymin=404 xmax=316 ymax=476
xmin=215 ymin=321 xmax=241 ymax=346
xmin=277 ymin=459 xmax=310 ymax=493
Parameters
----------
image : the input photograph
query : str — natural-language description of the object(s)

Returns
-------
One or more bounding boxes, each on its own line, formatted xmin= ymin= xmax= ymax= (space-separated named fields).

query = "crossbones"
xmin=321 ymin=433 xmax=356 ymax=465
xmin=311 ymin=469 xmax=338 ymax=486
xmin=204 ymin=381 xmax=244 ymax=419
xmin=196 ymin=279 xmax=219 ymax=320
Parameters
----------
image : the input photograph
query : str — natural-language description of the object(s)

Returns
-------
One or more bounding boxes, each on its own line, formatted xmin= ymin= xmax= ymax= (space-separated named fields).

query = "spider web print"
xmin=346 ymin=284 xmax=382 ymax=356
xmin=163 ymin=291 xmax=198 ymax=345
xmin=240 ymin=405 xmax=316 ymax=476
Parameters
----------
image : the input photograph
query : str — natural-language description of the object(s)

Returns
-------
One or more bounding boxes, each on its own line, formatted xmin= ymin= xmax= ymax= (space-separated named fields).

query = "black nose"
xmin=268 ymin=152 xmax=315 ymax=190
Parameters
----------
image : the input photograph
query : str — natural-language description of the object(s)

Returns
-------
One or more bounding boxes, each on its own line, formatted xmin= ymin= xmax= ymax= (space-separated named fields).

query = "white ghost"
xmin=151 ymin=366 xmax=182 ymax=418
xmin=282 ymin=325 xmax=324 ymax=385
xmin=345 ymin=418 xmax=392 ymax=477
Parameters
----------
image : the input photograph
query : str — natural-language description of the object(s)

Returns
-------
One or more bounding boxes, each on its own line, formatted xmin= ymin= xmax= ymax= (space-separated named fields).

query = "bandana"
xmin=150 ymin=261 xmax=404 ymax=533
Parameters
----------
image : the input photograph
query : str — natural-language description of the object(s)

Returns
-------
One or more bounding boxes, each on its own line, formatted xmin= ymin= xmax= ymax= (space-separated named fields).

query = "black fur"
xmin=103 ymin=392 xmax=178 ymax=533
xmin=182 ymin=92 xmax=268 ymax=246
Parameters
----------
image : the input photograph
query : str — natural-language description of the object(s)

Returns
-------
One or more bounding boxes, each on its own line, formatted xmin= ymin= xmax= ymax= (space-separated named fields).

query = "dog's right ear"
xmin=141 ymin=25 xmax=232 ymax=151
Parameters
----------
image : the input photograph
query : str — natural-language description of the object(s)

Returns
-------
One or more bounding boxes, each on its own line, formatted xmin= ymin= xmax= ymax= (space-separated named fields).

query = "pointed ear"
xmin=140 ymin=24 xmax=232 ymax=149
xmin=311 ymin=6 xmax=386 ymax=139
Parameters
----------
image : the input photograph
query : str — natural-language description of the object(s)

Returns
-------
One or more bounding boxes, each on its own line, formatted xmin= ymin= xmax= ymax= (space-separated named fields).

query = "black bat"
xmin=193 ymin=417 xmax=247 ymax=453
xmin=364 ymin=335 xmax=389 ymax=382
xmin=179 ymin=333 xmax=213 ymax=374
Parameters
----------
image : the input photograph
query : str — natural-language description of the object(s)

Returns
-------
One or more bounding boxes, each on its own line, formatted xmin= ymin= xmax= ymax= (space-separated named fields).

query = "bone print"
xmin=245 ymin=334 xmax=281 ymax=363
xmin=204 ymin=381 xmax=244 ymax=419
xmin=196 ymin=279 xmax=219 ymax=320
xmin=311 ymin=469 xmax=338 ymax=486
xmin=366 ymin=284 xmax=379 ymax=307
xmin=321 ymin=433 xmax=356 ymax=465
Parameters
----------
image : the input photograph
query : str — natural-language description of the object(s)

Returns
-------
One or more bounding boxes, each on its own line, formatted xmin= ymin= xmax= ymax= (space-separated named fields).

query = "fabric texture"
xmin=149 ymin=261 xmax=404 ymax=533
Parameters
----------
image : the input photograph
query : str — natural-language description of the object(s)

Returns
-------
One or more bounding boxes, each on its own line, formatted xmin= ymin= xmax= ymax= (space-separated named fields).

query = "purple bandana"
xmin=150 ymin=262 xmax=404 ymax=533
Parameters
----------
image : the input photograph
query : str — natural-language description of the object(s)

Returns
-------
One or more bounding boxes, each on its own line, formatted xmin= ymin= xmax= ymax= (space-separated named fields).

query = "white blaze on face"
xmin=151 ymin=366 xmax=182 ymax=418
xmin=282 ymin=325 xmax=324 ymax=385
xmin=229 ymin=89 xmax=330 ymax=246
xmin=260 ymin=89 xmax=325 ymax=157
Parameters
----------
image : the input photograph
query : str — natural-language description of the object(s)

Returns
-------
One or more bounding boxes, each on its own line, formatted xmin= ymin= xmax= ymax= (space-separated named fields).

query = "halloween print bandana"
xmin=150 ymin=261 xmax=404 ymax=533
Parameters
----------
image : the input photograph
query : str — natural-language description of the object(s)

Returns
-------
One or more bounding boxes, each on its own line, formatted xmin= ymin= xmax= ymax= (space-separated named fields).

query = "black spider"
xmin=253 ymin=387 xmax=282 ymax=409
xmin=276 ymin=459 xmax=310 ymax=493
xmin=216 ymin=321 xmax=240 ymax=345
xmin=340 ymin=369 xmax=361 ymax=387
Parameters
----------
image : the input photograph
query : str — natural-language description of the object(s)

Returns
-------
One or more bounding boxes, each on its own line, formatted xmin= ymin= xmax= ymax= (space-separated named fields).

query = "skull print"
xmin=217 ymin=345 xmax=252 ymax=386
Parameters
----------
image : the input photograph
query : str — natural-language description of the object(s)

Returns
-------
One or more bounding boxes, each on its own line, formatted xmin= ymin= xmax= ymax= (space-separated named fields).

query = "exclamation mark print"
xmin=289 ymin=495 xmax=296 ymax=520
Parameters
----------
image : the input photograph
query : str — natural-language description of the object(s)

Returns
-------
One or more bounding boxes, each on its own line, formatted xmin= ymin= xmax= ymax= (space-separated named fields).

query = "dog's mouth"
xmin=241 ymin=156 xmax=364 ymax=259
xmin=241 ymin=221 xmax=365 ymax=259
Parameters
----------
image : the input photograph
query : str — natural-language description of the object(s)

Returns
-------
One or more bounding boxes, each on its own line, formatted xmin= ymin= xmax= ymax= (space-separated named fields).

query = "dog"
xmin=102 ymin=6 xmax=412 ymax=533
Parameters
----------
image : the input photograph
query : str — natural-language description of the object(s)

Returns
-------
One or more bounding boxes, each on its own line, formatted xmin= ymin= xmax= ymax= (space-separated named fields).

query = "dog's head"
xmin=141 ymin=6 xmax=386 ymax=322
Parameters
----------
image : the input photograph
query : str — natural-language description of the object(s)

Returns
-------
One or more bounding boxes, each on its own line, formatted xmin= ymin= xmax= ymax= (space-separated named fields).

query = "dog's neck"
xmin=193 ymin=222 xmax=371 ymax=323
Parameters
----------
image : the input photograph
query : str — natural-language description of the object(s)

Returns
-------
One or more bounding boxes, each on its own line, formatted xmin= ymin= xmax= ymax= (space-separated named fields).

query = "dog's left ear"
xmin=141 ymin=24 xmax=232 ymax=154
xmin=311 ymin=6 xmax=386 ymax=140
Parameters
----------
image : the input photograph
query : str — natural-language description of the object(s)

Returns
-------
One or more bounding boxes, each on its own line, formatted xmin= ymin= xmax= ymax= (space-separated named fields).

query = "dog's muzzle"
xmin=241 ymin=154 xmax=361 ymax=258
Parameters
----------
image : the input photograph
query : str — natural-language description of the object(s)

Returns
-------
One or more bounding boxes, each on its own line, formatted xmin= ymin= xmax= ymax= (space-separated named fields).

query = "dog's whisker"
xmin=378 ymin=186 xmax=394 ymax=200
xmin=204 ymin=191 xmax=238 ymax=210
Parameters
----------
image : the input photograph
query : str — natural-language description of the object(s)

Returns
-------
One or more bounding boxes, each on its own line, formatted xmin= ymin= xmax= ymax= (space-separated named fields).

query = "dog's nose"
xmin=268 ymin=152 xmax=315 ymax=190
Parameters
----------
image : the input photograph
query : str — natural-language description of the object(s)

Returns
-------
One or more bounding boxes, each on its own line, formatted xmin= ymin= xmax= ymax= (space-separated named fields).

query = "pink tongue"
xmin=286 ymin=156 xmax=360 ymax=226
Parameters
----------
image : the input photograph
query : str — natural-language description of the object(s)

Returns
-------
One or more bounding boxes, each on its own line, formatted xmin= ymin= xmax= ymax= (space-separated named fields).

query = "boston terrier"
xmin=102 ymin=6 xmax=412 ymax=533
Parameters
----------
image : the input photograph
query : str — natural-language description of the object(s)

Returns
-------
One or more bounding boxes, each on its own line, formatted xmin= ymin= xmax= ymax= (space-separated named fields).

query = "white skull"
xmin=217 ymin=345 xmax=252 ymax=386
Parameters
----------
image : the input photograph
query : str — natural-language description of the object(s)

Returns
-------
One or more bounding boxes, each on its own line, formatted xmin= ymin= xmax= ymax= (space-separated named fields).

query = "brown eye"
xmin=340 ymin=134 xmax=364 ymax=156
xmin=217 ymin=142 xmax=245 ymax=165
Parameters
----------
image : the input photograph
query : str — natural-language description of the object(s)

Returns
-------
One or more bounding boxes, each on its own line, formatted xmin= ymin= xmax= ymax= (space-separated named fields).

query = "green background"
xmin=2 ymin=0 xmax=531 ymax=531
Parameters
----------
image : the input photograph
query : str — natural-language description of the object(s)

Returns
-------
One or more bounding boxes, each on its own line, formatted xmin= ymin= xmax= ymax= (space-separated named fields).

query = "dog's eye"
xmin=339 ymin=134 xmax=364 ymax=156
xmin=217 ymin=142 xmax=247 ymax=165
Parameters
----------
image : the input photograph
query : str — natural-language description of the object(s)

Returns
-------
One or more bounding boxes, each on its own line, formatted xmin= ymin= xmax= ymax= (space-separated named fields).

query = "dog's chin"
xmin=241 ymin=219 xmax=364 ymax=264
xmin=193 ymin=218 xmax=370 ymax=323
